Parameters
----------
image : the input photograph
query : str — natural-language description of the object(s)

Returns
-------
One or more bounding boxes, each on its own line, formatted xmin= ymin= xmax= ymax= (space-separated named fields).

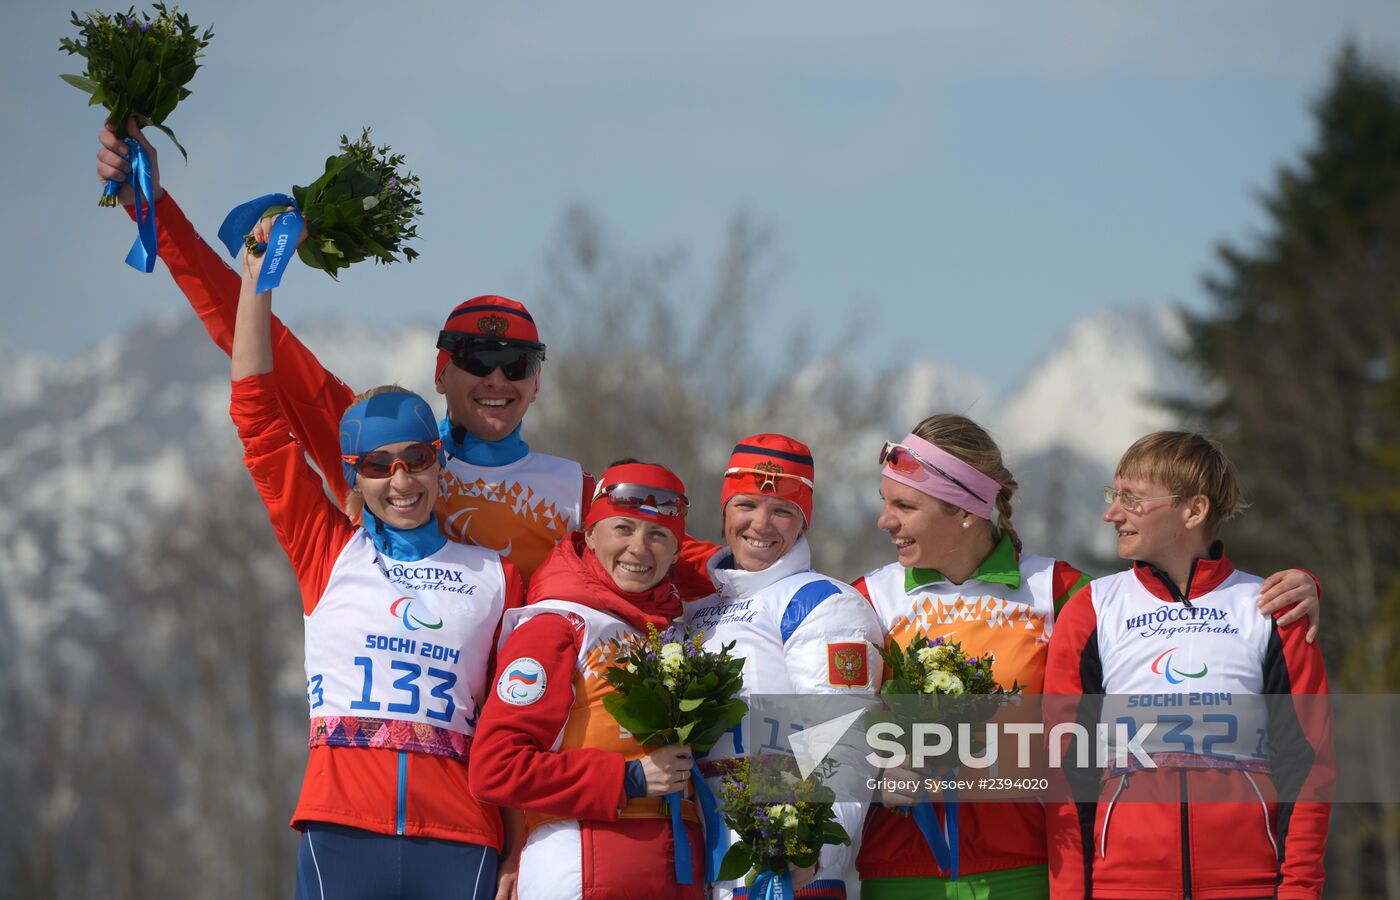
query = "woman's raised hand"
xmin=96 ymin=118 xmax=162 ymax=207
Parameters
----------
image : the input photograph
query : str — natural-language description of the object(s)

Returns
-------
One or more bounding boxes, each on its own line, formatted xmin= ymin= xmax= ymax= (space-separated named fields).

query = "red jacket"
xmin=233 ymin=373 xmax=525 ymax=845
xmin=469 ymin=537 xmax=704 ymax=897
xmin=1044 ymin=553 xmax=1332 ymax=900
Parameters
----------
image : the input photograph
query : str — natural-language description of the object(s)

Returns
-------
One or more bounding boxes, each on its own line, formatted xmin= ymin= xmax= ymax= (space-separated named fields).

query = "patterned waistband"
xmin=697 ymin=757 xmax=747 ymax=779
xmin=1108 ymin=751 xmax=1272 ymax=777
xmin=310 ymin=716 xmax=472 ymax=762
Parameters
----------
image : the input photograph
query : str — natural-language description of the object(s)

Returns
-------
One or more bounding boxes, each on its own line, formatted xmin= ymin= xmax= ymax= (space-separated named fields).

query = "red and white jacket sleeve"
xmin=231 ymin=372 xmax=356 ymax=615
xmin=485 ymin=559 xmax=528 ymax=682
xmin=144 ymin=195 xmax=357 ymax=504
xmin=1043 ymin=583 xmax=1101 ymax=900
xmin=1264 ymin=613 xmax=1332 ymax=897
xmin=469 ymin=614 xmax=629 ymax=822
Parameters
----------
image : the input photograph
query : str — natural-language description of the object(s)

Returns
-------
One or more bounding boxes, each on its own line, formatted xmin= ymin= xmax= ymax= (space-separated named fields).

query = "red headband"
xmin=585 ymin=462 xmax=688 ymax=543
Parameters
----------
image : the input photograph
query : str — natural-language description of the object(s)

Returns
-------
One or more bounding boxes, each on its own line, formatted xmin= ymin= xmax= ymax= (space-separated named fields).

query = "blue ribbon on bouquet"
xmin=912 ymin=789 xmax=960 ymax=880
xmin=664 ymin=762 xmax=726 ymax=886
xmin=217 ymin=192 xmax=304 ymax=292
xmin=113 ymin=138 xmax=158 ymax=273
xmin=663 ymin=790 xmax=693 ymax=884
xmin=750 ymin=868 xmax=794 ymax=900
xmin=692 ymin=761 xmax=728 ymax=883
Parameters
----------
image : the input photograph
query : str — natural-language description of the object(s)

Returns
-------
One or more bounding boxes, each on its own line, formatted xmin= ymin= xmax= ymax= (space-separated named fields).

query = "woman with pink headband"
xmin=850 ymin=414 xmax=1322 ymax=900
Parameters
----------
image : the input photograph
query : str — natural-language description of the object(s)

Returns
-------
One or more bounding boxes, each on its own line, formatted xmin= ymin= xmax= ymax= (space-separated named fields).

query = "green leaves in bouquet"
xmin=293 ymin=130 xmax=423 ymax=279
xmin=878 ymin=632 xmax=1021 ymax=698
xmin=600 ymin=627 xmax=747 ymax=751
xmin=717 ymin=757 xmax=850 ymax=881
xmin=717 ymin=843 xmax=754 ymax=883
xmin=59 ymin=4 xmax=213 ymax=158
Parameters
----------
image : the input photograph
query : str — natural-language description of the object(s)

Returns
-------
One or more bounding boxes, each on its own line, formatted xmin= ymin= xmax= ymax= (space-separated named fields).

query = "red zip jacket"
xmin=469 ymin=536 xmax=703 ymax=898
xmin=233 ymin=372 xmax=525 ymax=845
xmin=1045 ymin=551 xmax=1332 ymax=900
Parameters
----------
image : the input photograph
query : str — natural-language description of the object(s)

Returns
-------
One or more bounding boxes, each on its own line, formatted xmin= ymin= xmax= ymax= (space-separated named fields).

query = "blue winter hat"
xmin=339 ymin=390 xmax=440 ymax=487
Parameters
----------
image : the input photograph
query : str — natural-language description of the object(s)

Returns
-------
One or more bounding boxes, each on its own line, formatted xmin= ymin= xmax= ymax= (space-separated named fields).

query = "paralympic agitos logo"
xmin=1150 ymin=647 xmax=1208 ymax=684
xmin=390 ymin=596 xmax=444 ymax=631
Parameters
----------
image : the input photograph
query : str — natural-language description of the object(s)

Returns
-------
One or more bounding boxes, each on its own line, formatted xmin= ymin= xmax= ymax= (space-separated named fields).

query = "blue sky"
xmin=7 ymin=1 xmax=1398 ymax=390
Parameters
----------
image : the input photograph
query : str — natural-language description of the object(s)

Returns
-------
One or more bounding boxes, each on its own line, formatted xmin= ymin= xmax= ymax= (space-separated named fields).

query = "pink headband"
xmin=880 ymin=433 xmax=1001 ymax=520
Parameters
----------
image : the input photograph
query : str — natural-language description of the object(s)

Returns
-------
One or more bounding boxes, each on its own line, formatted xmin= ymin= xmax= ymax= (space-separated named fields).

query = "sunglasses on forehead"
xmin=723 ymin=466 xmax=813 ymax=500
xmin=592 ymin=482 xmax=690 ymax=517
xmin=342 ymin=440 xmax=442 ymax=479
xmin=878 ymin=441 xmax=988 ymax=504
xmin=437 ymin=331 xmax=546 ymax=382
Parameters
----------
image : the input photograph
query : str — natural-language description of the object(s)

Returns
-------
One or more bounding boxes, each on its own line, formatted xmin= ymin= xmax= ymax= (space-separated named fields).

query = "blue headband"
xmin=340 ymin=391 xmax=440 ymax=487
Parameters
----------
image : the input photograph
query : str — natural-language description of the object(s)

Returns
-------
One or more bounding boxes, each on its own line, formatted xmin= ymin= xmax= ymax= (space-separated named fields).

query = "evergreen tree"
xmin=1183 ymin=42 xmax=1400 ymax=898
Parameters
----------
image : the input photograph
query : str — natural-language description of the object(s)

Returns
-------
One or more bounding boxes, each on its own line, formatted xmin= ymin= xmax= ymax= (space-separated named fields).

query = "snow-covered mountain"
xmin=0 ymin=304 xmax=1198 ymax=645
xmin=991 ymin=307 xmax=1203 ymax=562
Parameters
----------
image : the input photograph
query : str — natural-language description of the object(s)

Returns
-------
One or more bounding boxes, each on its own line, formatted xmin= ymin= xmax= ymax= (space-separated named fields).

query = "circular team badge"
xmin=496 ymin=657 xmax=548 ymax=706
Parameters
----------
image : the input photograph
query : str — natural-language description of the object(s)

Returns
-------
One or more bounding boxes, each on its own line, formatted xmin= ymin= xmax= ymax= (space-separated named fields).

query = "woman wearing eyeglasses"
xmin=679 ymin=434 xmax=884 ymax=899
xmin=470 ymin=461 xmax=706 ymax=899
xmin=852 ymin=414 xmax=1321 ymax=900
xmin=228 ymin=222 xmax=525 ymax=899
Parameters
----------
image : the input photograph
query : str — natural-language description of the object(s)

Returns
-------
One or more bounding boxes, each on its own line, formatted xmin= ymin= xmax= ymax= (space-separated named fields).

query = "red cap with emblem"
xmin=721 ymin=433 xmax=815 ymax=525
xmin=435 ymin=295 xmax=543 ymax=381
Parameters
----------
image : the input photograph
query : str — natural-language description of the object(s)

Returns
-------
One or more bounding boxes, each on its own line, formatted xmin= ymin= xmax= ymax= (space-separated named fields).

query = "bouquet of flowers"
xmin=217 ymin=129 xmax=423 ymax=292
xmin=60 ymin=4 xmax=213 ymax=205
xmin=601 ymin=624 xmax=747 ymax=884
xmin=873 ymin=634 xmax=1021 ymax=880
xmin=601 ymin=623 xmax=747 ymax=750
xmin=716 ymin=756 xmax=850 ymax=899
xmin=879 ymin=633 xmax=1017 ymax=699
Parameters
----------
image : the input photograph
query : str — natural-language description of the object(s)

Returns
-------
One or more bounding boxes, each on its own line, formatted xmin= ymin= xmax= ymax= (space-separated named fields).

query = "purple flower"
xmin=387 ymin=177 xmax=398 ymax=191
xmin=126 ymin=16 xmax=137 ymax=27
xmin=139 ymin=21 xmax=149 ymax=31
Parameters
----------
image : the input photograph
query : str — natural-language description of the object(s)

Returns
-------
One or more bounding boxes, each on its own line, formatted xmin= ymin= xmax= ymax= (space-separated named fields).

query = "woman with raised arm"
xmin=852 ymin=414 xmax=1321 ymax=899
xmin=229 ymin=218 xmax=524 ymax=899
xmin=470 ymin=461 xmax=705 ymax=899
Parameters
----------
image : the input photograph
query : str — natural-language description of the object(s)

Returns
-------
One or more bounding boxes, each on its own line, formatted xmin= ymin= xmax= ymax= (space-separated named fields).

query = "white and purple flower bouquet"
xmin=600 ymin=623 xmax=747 ymax=750
xmin=600 ymin=623 xmax=747 ymax=885
xmin=717 ymin=756 xmax=849 ymax=899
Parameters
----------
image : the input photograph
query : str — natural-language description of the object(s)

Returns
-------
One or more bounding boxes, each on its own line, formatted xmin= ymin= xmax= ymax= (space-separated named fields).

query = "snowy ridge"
xmin=0 ymin=305 xmax=1194 ymax=644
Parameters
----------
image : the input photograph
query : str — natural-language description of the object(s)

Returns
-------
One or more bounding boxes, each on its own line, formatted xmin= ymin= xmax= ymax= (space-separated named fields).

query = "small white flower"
xmin=767 ymin=803 xmax=799 ymax=829
xmin=922 ymin=670 xmax=965 ymax=695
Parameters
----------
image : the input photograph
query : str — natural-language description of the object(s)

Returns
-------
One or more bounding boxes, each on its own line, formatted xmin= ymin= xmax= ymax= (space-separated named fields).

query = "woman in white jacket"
xmin=682 ymin=434 xmax=883 ymax=900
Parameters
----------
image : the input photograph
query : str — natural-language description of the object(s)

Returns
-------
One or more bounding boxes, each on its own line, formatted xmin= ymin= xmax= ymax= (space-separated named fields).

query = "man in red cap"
xmin=96 ymin=127 xmax=588 ymax=577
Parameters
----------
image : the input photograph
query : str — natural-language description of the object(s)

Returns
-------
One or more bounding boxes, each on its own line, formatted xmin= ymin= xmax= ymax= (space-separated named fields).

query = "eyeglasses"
xmin=879 ymin=441 xmax=988 ymax=504
xmin=437 ymin=332 xmax=546 ymax=382
xmin=1103 ymin=486 xmax=1178 ymax=513
xmin=592 ymin=482 xmax=690 ymax=518
xmin=343 ymin=441 xmax=441 ymax=479
xmin=723 ymin=466 xmax=813 ymax=501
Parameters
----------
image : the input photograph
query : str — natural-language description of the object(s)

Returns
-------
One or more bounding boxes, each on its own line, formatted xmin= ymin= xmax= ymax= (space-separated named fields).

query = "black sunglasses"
xmin=437 ymin=332 xmax=546 ymax=382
